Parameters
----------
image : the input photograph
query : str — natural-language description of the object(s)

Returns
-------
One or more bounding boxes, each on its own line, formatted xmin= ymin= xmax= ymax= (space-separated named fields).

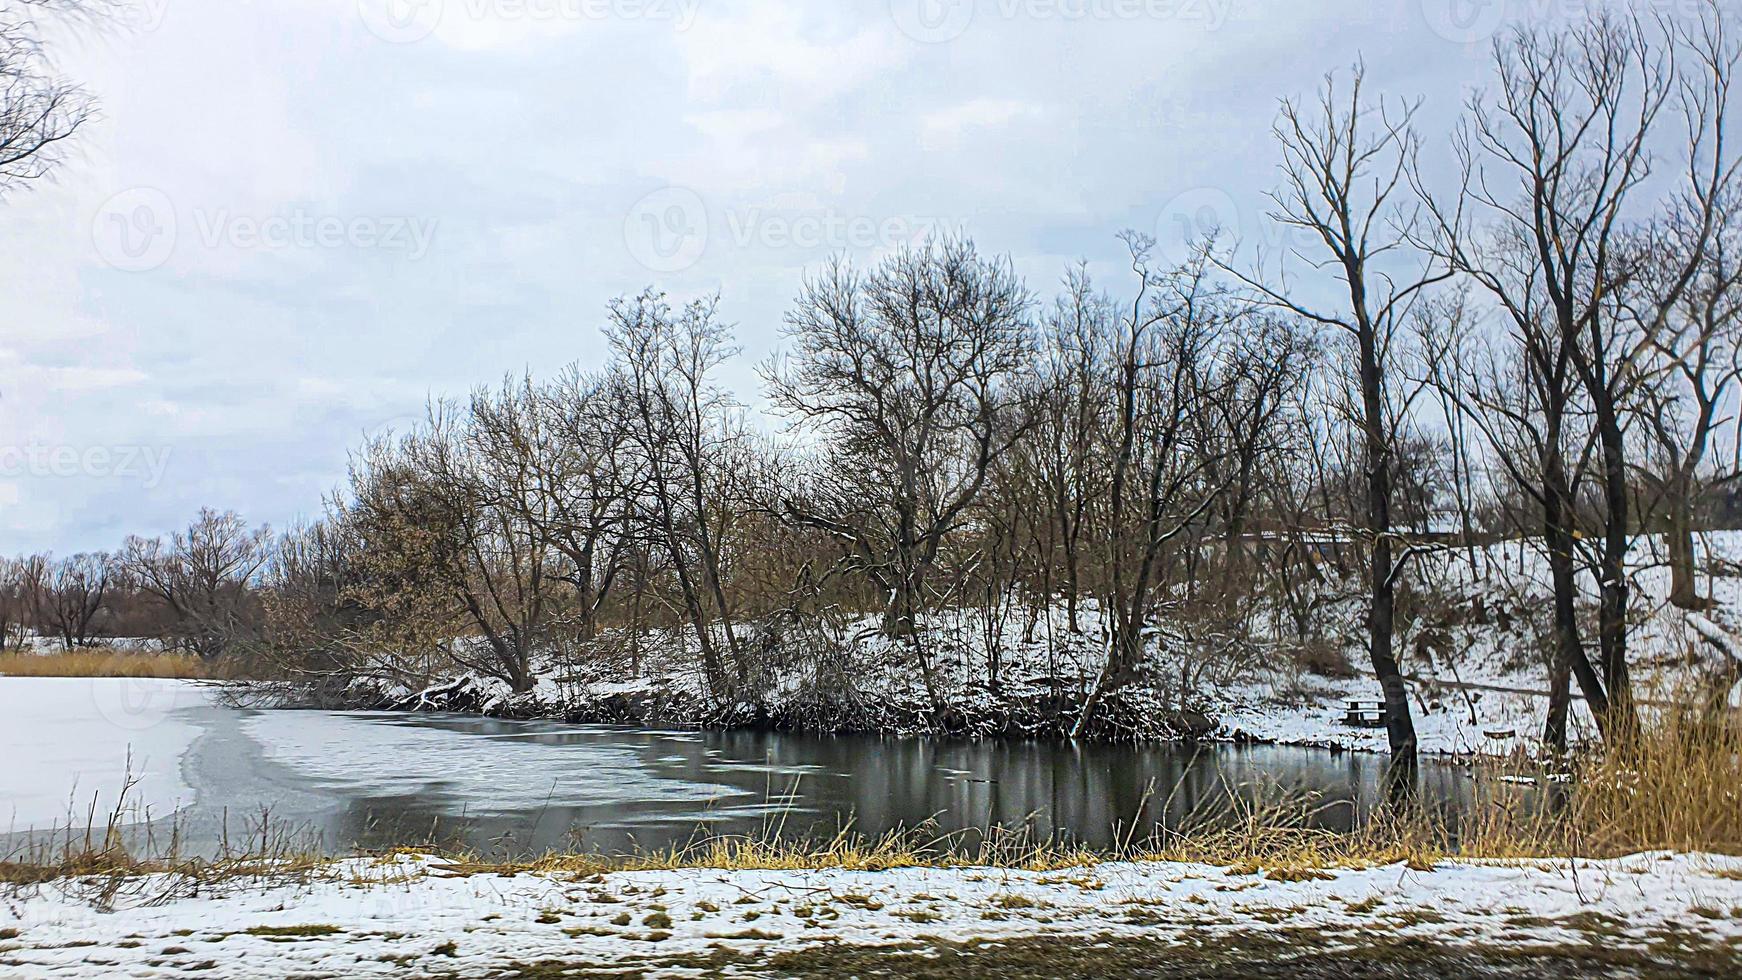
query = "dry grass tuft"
xmin=1558 ymin=710 xmax=1742 ymax=857
xmin=0 ymin=649 xmax=209 ymax=679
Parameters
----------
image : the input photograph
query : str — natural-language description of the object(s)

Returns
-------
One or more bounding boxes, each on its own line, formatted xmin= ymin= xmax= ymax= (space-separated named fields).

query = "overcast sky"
xmin=0 ymin=0 xmax=1618 ymax=553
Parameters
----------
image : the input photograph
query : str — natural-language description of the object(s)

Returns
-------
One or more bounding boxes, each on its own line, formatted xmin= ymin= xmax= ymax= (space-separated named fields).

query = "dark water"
xmin=115 ymin=696 xmax=1473 ymax=859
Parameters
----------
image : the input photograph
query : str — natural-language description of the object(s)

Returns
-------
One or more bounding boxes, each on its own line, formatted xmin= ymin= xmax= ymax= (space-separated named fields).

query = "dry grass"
xmin=1556 ymin=711 xmax=1742 ymax=857
xmin=0 ymin=767 xmax=342 ymax=910
xmin=423 ymin=824 xmax=1114 ymax=880
xmin=0 ymin=649 xmax=208 ymax=679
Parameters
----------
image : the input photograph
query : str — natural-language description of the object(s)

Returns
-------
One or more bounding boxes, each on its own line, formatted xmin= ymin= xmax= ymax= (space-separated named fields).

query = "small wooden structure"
xmin=1343 ymin=699 xmax=1387 ymax=729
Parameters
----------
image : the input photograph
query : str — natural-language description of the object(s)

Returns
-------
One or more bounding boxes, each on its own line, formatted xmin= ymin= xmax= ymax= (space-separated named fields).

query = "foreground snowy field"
xmin=2 ymin=853 xmax=1739 ymax=977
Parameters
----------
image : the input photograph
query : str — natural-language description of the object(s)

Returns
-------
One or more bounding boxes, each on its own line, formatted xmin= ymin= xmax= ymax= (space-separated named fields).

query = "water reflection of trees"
xmin=206 ymin=720 xmax=1483 ymax=858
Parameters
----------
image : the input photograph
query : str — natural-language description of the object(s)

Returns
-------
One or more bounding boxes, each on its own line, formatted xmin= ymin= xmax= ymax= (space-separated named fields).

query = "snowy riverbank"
xmin=288 ymin=533 xmax=1742 ymax=758
xmin=3 ymin=853 xmax=1740 ymax=977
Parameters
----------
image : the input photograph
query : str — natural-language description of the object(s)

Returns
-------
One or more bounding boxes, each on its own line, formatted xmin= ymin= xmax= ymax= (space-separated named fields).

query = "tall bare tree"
xmin=1229 ymin=64 xmax=1451 ymax=778
xmin=1073 ymin=236 xmax=1241 ymax=736
xmin=1420 ymin=14 xmax=1738 ymax=740
xmin=608 ymin=289 xmax=747 ymax=700
xmin=1026 ymin=265 xmax=1117 ymax=635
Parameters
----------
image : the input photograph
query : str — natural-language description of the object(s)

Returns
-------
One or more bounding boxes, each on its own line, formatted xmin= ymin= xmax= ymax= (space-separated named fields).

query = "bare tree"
xmin=0 ymin=554 xmax=33 ymax=648
xmin=1025 ymin=265 xmax=1117 ymax=635
xmin=1632 ymin=201 xmax=1742 ymax=609
xmin=1418 ymin=14 xmax=1734 ymax=740
xmin=1617 ymin=10 xmax=1742 ymax=611
xmin=0 ymin=0 xmax=109 ymax=194
xmin=1228 ymin=63 xmax=1451 ymax=779
xmin=534 ymin=369 xmax=632 ymax=639
xmin=119 ymin=509 xmax=271 ymax=660
xmin=1074 ymin=236 xmax=1238 ymax=736
xmin=35 ymin=551 xmax=109 ymax=649
xmin=608 ymin=289 xmax=747 ymax=700
xmin=765 ymin=237 xmax=1033 ymax=714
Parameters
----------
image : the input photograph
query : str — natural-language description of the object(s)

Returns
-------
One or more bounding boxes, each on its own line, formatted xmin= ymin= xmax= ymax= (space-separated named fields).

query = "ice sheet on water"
xmin=238 ymin=710 xmax=756 ymax=817
xmin=0 ymin=677 xmax=208 ymax=828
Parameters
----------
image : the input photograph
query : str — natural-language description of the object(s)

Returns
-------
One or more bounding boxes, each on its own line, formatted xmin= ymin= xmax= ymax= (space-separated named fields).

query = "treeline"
xmin=11 ymin=11 xmax=1742 ymax=762
xmin=0 ymin=509 xmax=270 ymax=658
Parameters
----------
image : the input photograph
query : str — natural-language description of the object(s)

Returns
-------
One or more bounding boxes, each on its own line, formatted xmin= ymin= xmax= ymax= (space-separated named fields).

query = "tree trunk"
xmin=1541 ymin=488 xmax=1610 ymax=753
xmin=1667 ymin=482 xmax=1711 ymax=610
xmin=882 ymin=565 xmax=944 ymax=715
xmin=1593 ymin=405 xmax=1638 ymax=735
xmin=1074 ymin=610 xmax=1143 ymax=738
xmin=1357 ymin=328 xmax=1417 ymax=783
xmin=1063 ymin=546 xmax=1081 ymax=634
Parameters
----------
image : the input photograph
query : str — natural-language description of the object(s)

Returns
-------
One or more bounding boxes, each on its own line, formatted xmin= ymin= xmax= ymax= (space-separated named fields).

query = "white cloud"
xmin=36 ymin=366 xmax=150 ymax=391
xmin=922 ymin=98 xmax=1043 ymax=136
xmin=0 ymin=0 xmax=1532 ymax=551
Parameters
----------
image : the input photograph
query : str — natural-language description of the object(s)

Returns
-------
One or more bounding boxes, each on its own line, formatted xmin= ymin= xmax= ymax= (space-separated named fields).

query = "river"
xmin=0 ymin=677 xmax=1473 ymax=859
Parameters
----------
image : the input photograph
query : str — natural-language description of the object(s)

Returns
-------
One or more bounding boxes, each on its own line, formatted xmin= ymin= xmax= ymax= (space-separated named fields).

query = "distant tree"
xmin=1617 ymin=11 xmax=1742 ymax=611
xmin=0 ymin=554 xmax=40 ymax=648
xmin=119 ymin=509 xmax=271 ymax=660
xmin=35 ymin=551 xmax=109 ymax=649
xmin=532 ymin=369 xmax=632 ymax=640
xmin=1632 ymin=201 xmax=1742 ymax=609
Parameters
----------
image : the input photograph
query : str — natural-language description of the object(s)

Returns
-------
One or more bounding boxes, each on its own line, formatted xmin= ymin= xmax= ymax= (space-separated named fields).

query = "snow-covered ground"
xmin=2 ymin=853 xmax=1739 ymax=977
xmin=1222 ymin=530 xmax=1742 ymax=755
